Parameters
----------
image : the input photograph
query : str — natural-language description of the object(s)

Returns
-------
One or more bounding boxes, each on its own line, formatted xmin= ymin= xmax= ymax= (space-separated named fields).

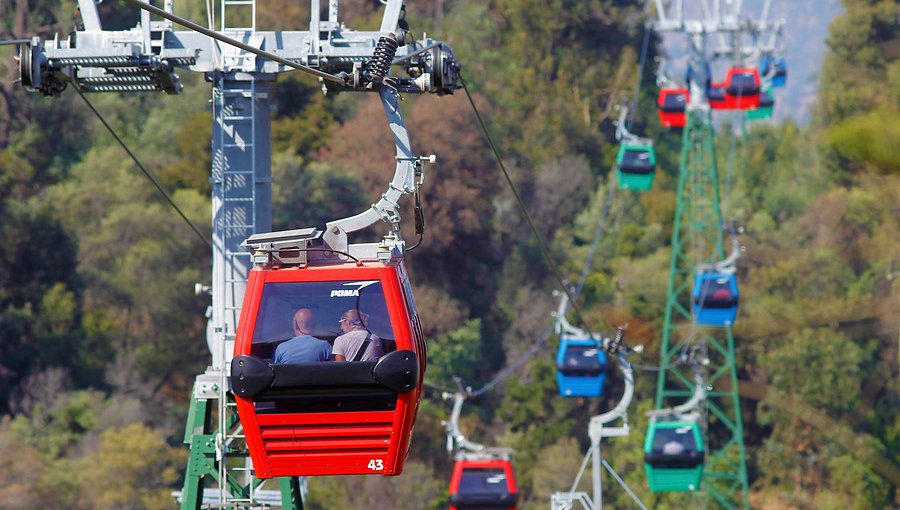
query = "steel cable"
xmin=459 ymin=73 xmax=594 ymax=336
xmin=73 ymin=87 xmax=211 ymax=249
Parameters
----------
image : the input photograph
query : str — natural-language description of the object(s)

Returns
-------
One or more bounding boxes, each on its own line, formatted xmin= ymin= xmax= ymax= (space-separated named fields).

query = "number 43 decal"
xmin=367 ymin=459 xmax=384 ymax=470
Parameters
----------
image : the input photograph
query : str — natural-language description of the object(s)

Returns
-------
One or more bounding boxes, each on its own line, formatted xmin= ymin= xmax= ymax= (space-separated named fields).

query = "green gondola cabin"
xmin=746 ymin=87 xmax=774 ymax=120
xmin=643 ymin=420 xmax=705 ymax=492
xmin=616 ymin=143 xmax=657 ymax=191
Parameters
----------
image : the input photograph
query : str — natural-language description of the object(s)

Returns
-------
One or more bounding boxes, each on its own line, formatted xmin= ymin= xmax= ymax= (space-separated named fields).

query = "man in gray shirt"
xmin=333 ymin=309 xmax=383 ymax=362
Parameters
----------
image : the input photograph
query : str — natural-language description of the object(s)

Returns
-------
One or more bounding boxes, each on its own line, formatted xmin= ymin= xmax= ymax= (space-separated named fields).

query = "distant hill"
xmin=771 ymin=0 xmax=843 ymax=123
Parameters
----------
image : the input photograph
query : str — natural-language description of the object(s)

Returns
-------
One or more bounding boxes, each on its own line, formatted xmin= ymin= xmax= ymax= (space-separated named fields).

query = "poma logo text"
xmin=330 ymin=281 xmax=378 ymax=298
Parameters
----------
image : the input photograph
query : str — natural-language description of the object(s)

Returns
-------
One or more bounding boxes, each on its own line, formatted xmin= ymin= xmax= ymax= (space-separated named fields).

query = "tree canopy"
xmin=0 ymin=0 xmax=897 ymax=508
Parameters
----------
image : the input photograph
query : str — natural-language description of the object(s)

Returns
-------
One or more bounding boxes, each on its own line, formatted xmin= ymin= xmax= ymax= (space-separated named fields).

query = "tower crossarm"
xmin=18 ymin=0 xmax=460 ymax=97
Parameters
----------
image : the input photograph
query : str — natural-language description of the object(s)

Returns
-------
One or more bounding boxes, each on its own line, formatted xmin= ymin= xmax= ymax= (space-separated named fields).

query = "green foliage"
xmin=425 ymin=318 xmax=483 ymax=386
xmin=526 ymin=437 xmax=586 ymax=503
xmin=578 ymin=271 xmax=616 ymax=307
xmin=306 ymin=460 xmax=447 ymax=510
xmin=497 ymin=356 xmax=602 ymax=503
xmin=817 ymin=0 xmax=898 ymax=126
xmin=827 ymin=108 xmax=900 ymax=173
xmin=43 ymin=147 xmax=210 ymax=395
xmin=74 ymin=423 xmax=186 ymax=510
xmin=9 ymin=389 xmax=105 ymax=458
xmin=0 ymin=147 xmax=83 ymax=411
xmin=762 ymin=329 xmax=863 ymax=414
xmin=1 ymin=0 xmax=899 ymax=507
xmin=1 ymin=389 xmax=183 ymax=509
xmin=271 ymin=156 xmax=368 ymax=231
xmin=814 ymin=453 xmax=892 ymax=510
xmin=271 ymin=74 xmax=338 ymax=154
xmin=0 ymin=416 xmax=47 ymax=509
xmin=160 ymin=110 xmax=213 ymax=194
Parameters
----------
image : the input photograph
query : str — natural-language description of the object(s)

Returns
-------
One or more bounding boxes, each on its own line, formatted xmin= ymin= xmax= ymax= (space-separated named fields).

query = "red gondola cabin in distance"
xmin=707 ymin=83 xmax=728 ymax=110
xmin=231 ymin=252 xmax=426 ymax=478
xmin=657 ymin=87 xmax=689 ymax=128
xmin=449 ymin=457 xmax=519 ymax=510
xmin=722 ymin=67 xmax=761 ymax=110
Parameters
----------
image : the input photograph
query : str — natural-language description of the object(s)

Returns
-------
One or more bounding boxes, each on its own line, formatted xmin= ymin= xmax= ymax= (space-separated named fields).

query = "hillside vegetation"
xmin=0 ymin=0 xmax=897 ymax=508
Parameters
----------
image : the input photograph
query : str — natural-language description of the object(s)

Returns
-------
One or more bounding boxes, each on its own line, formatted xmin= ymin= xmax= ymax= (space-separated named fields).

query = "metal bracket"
xmin=241 ymin=227 xmax=323 ymax=267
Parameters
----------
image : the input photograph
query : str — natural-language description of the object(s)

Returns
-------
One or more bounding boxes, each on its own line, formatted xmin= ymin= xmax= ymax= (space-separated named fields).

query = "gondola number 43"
xmin=367 ymin=459 xmax=384 ymax=470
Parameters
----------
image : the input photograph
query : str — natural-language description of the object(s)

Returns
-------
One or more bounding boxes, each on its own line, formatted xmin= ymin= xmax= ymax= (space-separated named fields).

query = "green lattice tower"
xmin=653 ymin=106 xmax=750 ymax=510
xmin=180 ymin=387 xmax=304 ymax=510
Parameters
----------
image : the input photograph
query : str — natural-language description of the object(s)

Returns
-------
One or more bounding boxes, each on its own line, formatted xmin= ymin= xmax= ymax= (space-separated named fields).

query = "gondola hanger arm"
xmin=614 ymin=106 xmax=653 ymax=145
xmin=554 ymin=292 xmax=593 ymax=341
xmin=694 ymin=224 xmax=742 ymax=276
xmin=322 ymin=85 xmax=437 ymax=261
xmin=442 ymin=389 xmax=485 ymax=455
xmin=647 ymin=349 xmax=708 ymax=422
xmin=588 ymin=348 xmax=636 ymax=441
xmin=714 ymin=223 xmax=743 ymax=273
xmin=672 ymin=353 xmax=708 ymax=419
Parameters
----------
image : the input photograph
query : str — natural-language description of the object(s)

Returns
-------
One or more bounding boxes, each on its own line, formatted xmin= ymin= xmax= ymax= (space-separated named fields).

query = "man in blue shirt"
xmin=273 ymin=308 xmax=332 ymax=364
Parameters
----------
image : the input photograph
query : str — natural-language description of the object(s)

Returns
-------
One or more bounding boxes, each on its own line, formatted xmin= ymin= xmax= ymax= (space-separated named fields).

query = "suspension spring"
xmin=366 ymin=33 xmax=401 ymax=84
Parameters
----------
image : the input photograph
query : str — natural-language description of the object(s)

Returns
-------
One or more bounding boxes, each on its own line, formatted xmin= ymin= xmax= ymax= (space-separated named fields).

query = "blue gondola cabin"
xmin=643 ymin=420 xmax=705 ymax=492
xmin=692 ymin=271 xmax=739 ymax=326
xmin=616 ymin=143 xmax=656 ymax=191
xmin=231 ymin=257 xmax=426 ymax=478
xmin=556 ymin=339 xmax=608 ymax=397
xmin=760 ymin=57 xmax=787 ymax=88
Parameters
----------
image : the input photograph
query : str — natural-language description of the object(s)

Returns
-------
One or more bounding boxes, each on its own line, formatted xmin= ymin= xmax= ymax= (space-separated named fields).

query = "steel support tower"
xmin=648 ymin=1 xmax=784 ymax=508
xmin=653 ymin=104 xmax=750 ymax=509
xmin=17 ymin=0 xmax=457 ymax=507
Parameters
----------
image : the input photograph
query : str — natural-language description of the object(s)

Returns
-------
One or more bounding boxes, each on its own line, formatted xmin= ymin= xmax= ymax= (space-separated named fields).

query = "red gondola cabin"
xmin=707 ymin=83 xmax=728 ymax=110
xmin=722 ymin=67 xmax=761 ymax=109
xmin=657 ymin=88 xmax=689 ymax=128
xmin=449 ymin=457 xmax=519 ymax=510
xmin=231 ymin=257 xmax=426 ymax=478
